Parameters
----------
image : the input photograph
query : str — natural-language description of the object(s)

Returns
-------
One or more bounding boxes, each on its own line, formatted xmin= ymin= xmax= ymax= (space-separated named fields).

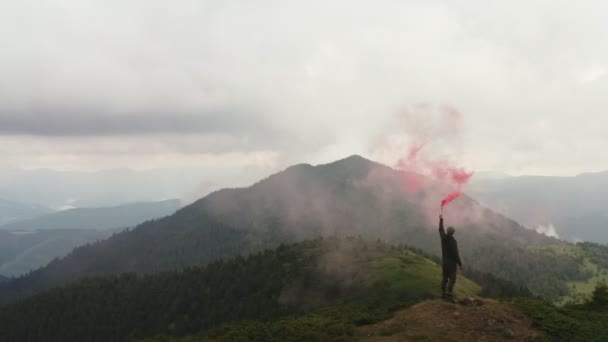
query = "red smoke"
xmin=441 ymin=191 xmax=462 ymax=208
xmin=386 ymin=105 xmax=474 ymax=208
xmin=402 ymin=172 xmax=424 ymax=192
xmin=440 ymin=168 xmax=473 ymax=208
xmin=407 ymin=143 xmax=425 ymax=161
xmin=401 ymin=145 xmax=473 ymax=208
xmin=448 ymin=168 xmax=474 ymax=184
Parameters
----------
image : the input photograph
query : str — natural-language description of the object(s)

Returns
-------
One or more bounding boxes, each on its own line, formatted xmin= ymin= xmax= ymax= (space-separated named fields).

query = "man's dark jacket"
xmin=439 ymin=218 xmax=462 ymax=268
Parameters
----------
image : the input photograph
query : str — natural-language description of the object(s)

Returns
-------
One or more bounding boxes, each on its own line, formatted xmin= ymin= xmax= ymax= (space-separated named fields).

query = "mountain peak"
xmin=272 ymin=155 xmax=382 ymax=183
xmin=328 ymin=154 xmax=374 ymax=165
xmin=339 ymin=154 xmax=370 ymax=162
xmin=319 ymin=154 xmax=386 ymax=171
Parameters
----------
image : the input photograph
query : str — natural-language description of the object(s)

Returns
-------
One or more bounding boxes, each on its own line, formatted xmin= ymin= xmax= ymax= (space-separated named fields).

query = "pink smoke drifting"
xmin=383 ymin=105 xmax=474 ymax=208
xmin=441 ymin=191 xmax=461 ymax=208
xmin=440 ymin=168 xmax=474 ymax=207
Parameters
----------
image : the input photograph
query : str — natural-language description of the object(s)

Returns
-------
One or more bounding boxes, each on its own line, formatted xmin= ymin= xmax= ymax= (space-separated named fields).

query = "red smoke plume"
xmin=400 ymin=144 xmax=473 ymax=208
xmin=441 ymin=191 xmax=462 ymax=208
xmin=440 ymin=168 xmax=474 ymax=208
xmin=382 ymin=105 xmax=474 ymax=208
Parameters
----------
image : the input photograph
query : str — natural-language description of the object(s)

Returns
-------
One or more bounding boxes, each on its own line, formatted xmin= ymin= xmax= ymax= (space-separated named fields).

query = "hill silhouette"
xmin=0 ymin=156 xmax=594 ymax=304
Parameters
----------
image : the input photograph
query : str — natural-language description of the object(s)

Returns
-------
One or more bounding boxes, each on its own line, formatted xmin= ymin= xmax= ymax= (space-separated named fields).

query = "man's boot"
xmin=446 ymin=294 xmax=456 ymax=303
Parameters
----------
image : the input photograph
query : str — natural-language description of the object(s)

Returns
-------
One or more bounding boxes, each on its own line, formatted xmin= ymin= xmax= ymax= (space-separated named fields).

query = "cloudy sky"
xmin=1 ymin=0 xmax=607 ymax=183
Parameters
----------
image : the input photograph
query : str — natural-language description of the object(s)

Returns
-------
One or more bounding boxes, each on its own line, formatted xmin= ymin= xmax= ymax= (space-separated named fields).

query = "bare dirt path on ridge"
xmin=357 ymin=298 xmax=547 ymax=341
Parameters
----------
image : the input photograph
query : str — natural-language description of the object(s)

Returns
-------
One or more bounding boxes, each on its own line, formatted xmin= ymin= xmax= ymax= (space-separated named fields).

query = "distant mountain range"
xmin=0 ymin=229 xmax=114 ymax=277
xmin=0 ymin=168 xmax=192 ymax=209
xmin=0 ymin=200 xmax=182 ymax=277
xmin=0 ymin=165 xmax=269 ymax=210
xmin=469 ymin=171 xmax=608 ymax=243
xmin=0 ymin=199 xmax=182 ymax=231
xmin=0 ymin=198 xmax=52 ymax=226
xmin=2 ymin=155 xmax=593 ymax=305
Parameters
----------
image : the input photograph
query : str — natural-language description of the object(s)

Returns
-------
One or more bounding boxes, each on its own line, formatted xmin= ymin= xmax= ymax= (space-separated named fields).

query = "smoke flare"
xmin=440 ymin=168 xmax=473 ymax=208
xmin=381 ymin=105 xmax=474 ymax=209
xmin=441 ymin=191 xmax=462 ymax=208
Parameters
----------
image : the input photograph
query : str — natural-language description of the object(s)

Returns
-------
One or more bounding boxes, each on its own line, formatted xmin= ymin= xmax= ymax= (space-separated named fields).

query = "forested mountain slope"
xmin=3 ymin=238 xmax=604 ymax=342
xmin=0 ymin=229 xmax=114 ymax=277
xmin=0 ymin=238 xmax=483 ymax=342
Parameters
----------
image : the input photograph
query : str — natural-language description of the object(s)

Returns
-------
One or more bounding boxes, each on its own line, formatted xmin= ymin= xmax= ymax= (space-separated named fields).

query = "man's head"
xmin=447 ymin=226 xmax=455 ymax=236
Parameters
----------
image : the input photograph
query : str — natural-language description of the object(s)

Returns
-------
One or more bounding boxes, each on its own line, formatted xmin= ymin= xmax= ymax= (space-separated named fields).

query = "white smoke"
xmin=535 ymin=223 xmax=560 ymax=239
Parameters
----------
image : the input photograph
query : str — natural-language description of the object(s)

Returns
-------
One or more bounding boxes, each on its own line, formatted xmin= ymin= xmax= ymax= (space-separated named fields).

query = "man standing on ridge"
xmin=439 ymin=212 xmax=463 ymax=302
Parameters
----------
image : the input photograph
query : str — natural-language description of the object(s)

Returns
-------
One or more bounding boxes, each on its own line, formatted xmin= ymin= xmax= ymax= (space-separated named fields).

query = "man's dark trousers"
xmin=441 ymin=263 xmax=457 ymax=295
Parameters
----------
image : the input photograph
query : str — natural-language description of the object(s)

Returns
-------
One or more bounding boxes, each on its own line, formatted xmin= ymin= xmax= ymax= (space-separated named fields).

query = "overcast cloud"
xmin=1 ymin=0 xmax=608 ymax=182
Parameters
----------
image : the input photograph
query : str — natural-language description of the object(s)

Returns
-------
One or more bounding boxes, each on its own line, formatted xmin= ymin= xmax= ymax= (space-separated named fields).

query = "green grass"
xmin=135 ymin=240 xmax=481 ymax=342
xmin=530 ymin=244 xmax=608 ymax=305
xmin=532 ymin=244 xmax=579 ymax=256
xmin=369 ymin=251 xmax=479 ymax=302
xmin=561 ymin=259 xmax=608 ymax=305
xmin=514 ymin=298 xmax=608 ymax=341
xmin=199 ymin=306 xmax=389 ymax=342
xmin=200 ymin=247 xmax=480 ymax=341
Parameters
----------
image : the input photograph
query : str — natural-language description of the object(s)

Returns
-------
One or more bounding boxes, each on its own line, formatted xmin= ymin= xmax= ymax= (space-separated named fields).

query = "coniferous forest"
xmin=0 ymin=237 xmax=531 ymax=342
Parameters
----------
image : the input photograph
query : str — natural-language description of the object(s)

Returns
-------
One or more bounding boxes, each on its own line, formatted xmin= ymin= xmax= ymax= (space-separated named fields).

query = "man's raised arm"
xmin=439 ymin=214 xmax=446 ymax=238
